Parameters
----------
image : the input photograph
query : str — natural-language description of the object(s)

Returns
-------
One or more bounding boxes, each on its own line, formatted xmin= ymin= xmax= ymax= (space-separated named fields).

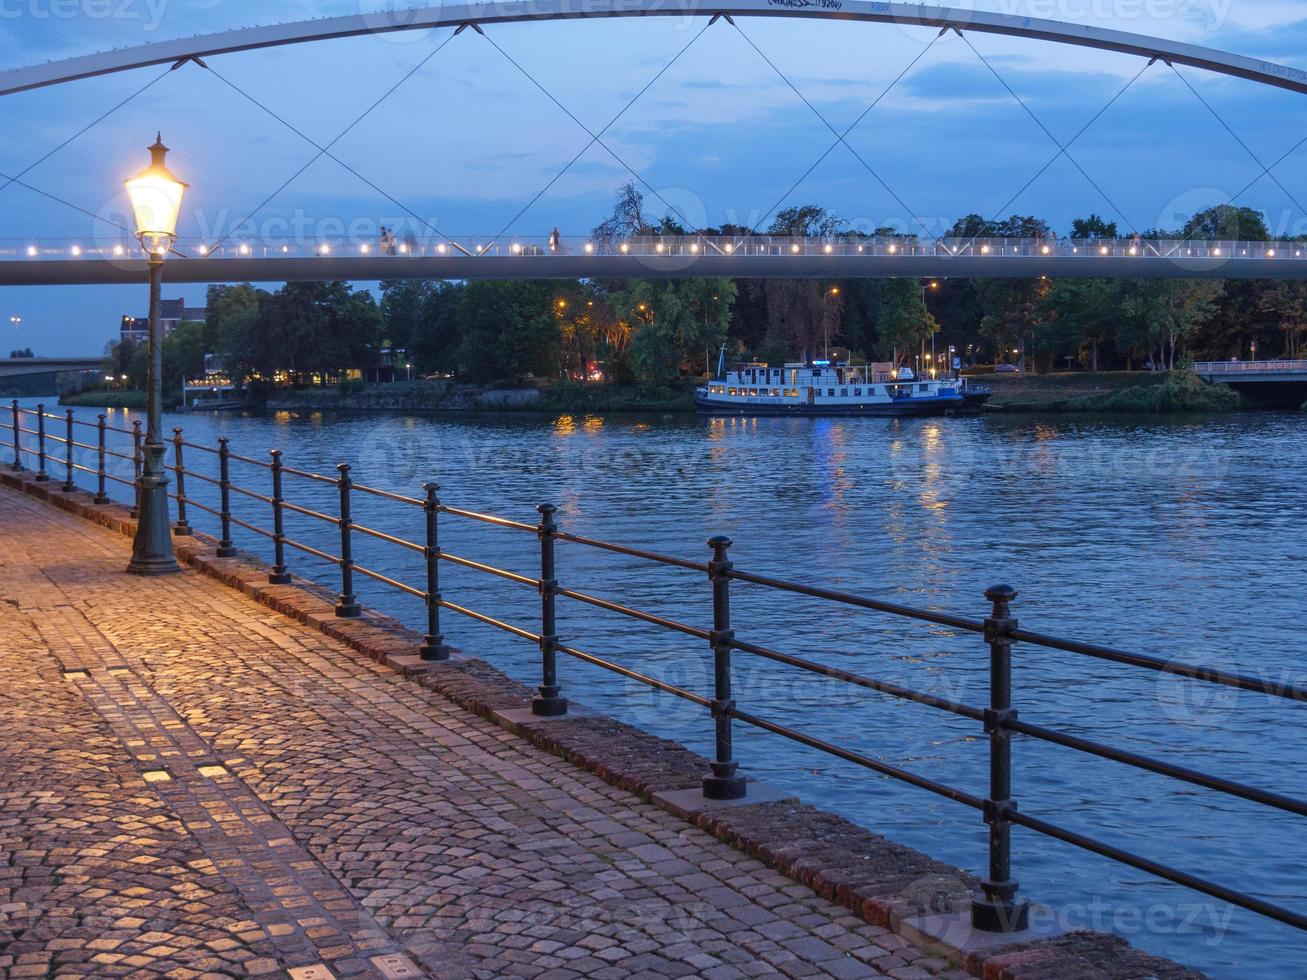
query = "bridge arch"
xmin=2 ymin=0 xmax=1306 ymax=98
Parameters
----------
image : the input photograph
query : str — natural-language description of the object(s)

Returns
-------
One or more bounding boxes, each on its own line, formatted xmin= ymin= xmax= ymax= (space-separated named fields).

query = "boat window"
xmin=919 ymin=383 xmax=928 ymax=392
xmin=853 ymin=388 xmax=861 ymax=396
xmin=812 ymin=369 xmax=821 ymax=377
xmin=840 ymin=388 xmax=847 ymax=396
xmin=771 ymin=388 xmax=780 ymax=397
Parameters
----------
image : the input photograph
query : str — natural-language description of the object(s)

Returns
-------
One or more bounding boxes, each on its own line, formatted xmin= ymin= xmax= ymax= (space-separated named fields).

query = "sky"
xmin=3 ymin=0 xmax=1307 ymax=355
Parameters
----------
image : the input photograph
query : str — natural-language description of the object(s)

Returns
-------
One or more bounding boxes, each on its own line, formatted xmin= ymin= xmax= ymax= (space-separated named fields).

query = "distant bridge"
xmin=2 ymin=237 xmax=1305 ymax=285
xmin=1195 ymin=360 xmax=1307 ymax=406
xmin=0 ymin=358 xmax=102 ymax=379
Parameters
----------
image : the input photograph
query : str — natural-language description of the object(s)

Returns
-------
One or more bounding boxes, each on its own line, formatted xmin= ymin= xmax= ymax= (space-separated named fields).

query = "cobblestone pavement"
xmin=0 ymin=486 xmax=965 ymax=980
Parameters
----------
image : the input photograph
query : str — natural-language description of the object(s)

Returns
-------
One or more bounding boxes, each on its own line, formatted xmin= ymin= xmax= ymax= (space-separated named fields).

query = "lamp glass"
xmin=124 ymin=134 xmax=187 ymax=251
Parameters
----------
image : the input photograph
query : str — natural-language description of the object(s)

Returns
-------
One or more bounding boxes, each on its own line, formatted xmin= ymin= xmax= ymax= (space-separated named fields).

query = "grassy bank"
xmin=977 ymin=370 xmax=1241 ymax=413
xmin=59 ymin=390 xmax=147 ymax=409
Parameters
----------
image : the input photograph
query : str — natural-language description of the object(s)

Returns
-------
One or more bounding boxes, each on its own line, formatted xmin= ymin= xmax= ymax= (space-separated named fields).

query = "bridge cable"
xmin=199 ymin=60 xmax=464 ymax=253
xmin=727 ymin=19 xmax=937 ymax=241
xmin=480 ymin=18 xmax=716 ymax=251
xmin=742 ymin=28 xmax=944 ymax=239
xmin=0 ymin=65 xmax=174 ymax=201
xmin=973 ymin=58 xmax=1154 ymax=249
xmin=1167 ymin=62 xmax=1307 ymax=220
xmin=205 ymin=28 xmax=462 ymax=257
xmin=956 ymin=32 xmax=1140 ymax=235
xmin=0 ymin=169 xmax=134 ymax=236
xmin=475 ymin=27 xmax=702 ymax=235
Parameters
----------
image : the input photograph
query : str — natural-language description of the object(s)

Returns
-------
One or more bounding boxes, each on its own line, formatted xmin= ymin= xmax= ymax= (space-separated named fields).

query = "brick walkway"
xmin=0 ymin=485 xmax=963 ymax=980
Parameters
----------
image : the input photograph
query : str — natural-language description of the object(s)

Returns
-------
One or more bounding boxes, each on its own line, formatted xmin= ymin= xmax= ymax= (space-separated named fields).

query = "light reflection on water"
xmin=14 ymin=398 xmax=1307 ymax=978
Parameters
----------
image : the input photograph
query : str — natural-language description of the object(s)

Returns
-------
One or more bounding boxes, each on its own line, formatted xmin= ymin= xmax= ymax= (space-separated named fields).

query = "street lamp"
xmin=123 ymin=133 xmax=187 ymax=575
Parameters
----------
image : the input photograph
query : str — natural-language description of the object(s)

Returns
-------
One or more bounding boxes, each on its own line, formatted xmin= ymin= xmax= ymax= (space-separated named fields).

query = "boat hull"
xmin=694 ymin=393 xmax=964 ymax=417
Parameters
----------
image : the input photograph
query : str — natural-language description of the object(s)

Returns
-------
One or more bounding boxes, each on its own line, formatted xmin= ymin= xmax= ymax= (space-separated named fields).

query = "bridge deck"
xmin=0 ymin=484 xmax=959 ymax=980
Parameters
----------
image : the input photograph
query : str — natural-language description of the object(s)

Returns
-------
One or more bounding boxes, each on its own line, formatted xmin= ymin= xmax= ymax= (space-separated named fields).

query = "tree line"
xmin=102 ymin=187 xmax=1307 ymax=391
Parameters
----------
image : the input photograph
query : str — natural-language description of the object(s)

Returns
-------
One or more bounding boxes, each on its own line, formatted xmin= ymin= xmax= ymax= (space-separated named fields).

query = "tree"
xmin=206 ymin=284 xmax=267 ymax=376
xmin=254 ymin=282 xmax=380 ymax=382
xmin=1038 ymin=279 xmax=1120 ymax=370
xmin=1181 ymin=205 xmax=1270 ymax=242
xmin=606 ymin=279 xmax=736 ymax=383
xmin=162 ymin=321 xmax=205 ymax=394
xmin=1256 ymin=281 xmax=1307 ymax=358
xmin=1070 ymin=215 xmax=1118 ymax=240
xmin=455 ymin=281 xmax=560 ymax=382
xmin=769 ymin=206 xmax=844 ymax=238
xmin=975 ymin=278 xmax=1049 ymax=370
xmin=592 ymin=181 xmax=654 ymax=243
xmin=379 ymin=280 xmax=436 ymax=355
xmin=1120 ymin=280 xmax=1222 ymax=369
xmin=8 ymin=348 xmax=33 ymax=358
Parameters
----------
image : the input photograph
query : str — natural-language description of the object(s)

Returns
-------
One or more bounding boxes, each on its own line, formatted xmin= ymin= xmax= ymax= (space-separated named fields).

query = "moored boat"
xmin=695 ymin=356 xmax=967 ymax=417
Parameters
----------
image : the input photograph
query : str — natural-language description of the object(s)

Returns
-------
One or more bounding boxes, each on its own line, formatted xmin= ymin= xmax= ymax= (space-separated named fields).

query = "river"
xmin=9 ymin=398 xmax=1305 ymax=977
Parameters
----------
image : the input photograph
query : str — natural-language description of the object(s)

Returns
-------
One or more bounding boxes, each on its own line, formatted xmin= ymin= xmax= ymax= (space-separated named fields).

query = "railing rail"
xmin=4 ymin=399 xmax=1305 ymax=941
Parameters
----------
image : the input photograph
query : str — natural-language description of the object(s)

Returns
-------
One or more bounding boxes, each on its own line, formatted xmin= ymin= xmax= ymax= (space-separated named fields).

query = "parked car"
xmin=994 ymin=363 xmax=1022 ymax=373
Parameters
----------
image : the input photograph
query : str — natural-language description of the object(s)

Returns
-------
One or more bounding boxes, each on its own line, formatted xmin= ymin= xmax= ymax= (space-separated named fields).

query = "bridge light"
xmin=1212 ymin=247 xmax=1221 ymax=256
xmin=823 ymin=243 xmax=832 ymax=253
xmin=981 ymin=245 xmax=990 ymax=254
xmin=790 ymin=244 xmax=800 ymax=253
xmin=197 ymin=244 xmax=208 ymax=255
xmin=124 ymin=133 xmax=187 ymax=253
xmin=724 ymin=243 xmax=733 ymax=253
xmin=281 ymin=245 xmax=289 ymax=253
xmin=360 ymin=243 xmax=371 ymax=254
xmin=1267 ymin=249 xmax=1276 ymax=257
xmin=1128 ymin=246 xmax=1137 ymax=255
xmin=620 ymin=243 xmax=630 ymax=253
xmin=888 ymin=244 xmax=897 ymax=254
xmin=399 ymin=243 xmax=409 ymax=254
xmin=70 ymin=245 xmax=81 ymax=256
xmin=690 ymin=244 xmax=699 ymax=253
xmin=656 ymin=243 xmax=664 ymax=253
xmin=856 ymin=245 xmax=863 ymax=252
xmin=1041 ymin=245 xmax=1050 ymax=254
xmin=319 ymin=244 xmax=330 ymax=255
xmin=584 ymin=242 xmax=594 ymax=253
xmin=113 ymin=244 xmax=125 ymax=256
xmin=1100 ymin=246 xmax=1109 ymax=255
xmin=437 ymin=243 xmax=447 ymax=254
xmin=26 ymin=246 xmax=36 ymax=257
xmin=511 ymin=243 xmax=521 ymax=254
xmin=239 ymin=244 xmax=251 ymax=255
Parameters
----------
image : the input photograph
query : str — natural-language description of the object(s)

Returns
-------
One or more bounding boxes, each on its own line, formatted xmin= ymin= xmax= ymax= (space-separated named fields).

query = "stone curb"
xmin=0 ymin=468 xmax=1205 ymax=980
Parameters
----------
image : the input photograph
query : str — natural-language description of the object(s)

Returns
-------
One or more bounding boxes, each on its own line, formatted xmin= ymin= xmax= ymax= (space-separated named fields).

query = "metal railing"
xmin=4 ymin=234 xmax=1306 ymax=263
xmin=1194 ymin=359 xmax=1307 ymax=374
xmin=5 ymin=400 xmax=1306 ymax=938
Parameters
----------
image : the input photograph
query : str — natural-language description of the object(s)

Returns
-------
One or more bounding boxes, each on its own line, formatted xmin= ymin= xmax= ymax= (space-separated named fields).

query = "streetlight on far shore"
xmin=123 ymin=133 xmax=187 ymax=576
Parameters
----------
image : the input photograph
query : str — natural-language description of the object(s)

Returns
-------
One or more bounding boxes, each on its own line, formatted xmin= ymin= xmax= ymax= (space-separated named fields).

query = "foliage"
xmin=162 ymin=321 xmax=206 ymax=393
xmin=1179 ymin=205 xmax=1271 ymax=242
xmin=8 ymin=347 xmax=33 ymax=358
xmin=1071 ymin=371 xmax=1241 ymax=412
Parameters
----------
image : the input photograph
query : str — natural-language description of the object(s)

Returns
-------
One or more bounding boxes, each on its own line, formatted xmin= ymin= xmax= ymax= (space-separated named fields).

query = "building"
xmin=119 ymin=300 xmax=207 ymax=345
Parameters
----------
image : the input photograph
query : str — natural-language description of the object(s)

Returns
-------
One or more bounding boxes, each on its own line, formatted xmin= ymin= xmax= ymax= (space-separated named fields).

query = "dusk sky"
xmin=4 ymin=0 xmax=1307 ymax=355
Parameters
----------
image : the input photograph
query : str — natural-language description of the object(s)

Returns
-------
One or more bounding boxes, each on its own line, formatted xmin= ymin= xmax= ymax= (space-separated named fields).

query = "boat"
xmin=695 ymin=353 xmax=971 ymax=417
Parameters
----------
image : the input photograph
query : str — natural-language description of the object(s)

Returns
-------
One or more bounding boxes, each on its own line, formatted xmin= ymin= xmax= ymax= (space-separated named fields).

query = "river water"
xmin=10 ymin=398 xmax=1306 ymax=977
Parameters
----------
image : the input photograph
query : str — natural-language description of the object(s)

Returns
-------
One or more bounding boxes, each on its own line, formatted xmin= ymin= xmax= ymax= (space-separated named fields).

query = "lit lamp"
xmin=123 ymin=133 xmax=186 ymax=575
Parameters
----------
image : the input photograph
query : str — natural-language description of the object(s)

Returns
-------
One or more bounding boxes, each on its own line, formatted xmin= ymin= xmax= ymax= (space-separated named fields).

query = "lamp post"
xmin=123 ymin=133 xmax=186 ymax=576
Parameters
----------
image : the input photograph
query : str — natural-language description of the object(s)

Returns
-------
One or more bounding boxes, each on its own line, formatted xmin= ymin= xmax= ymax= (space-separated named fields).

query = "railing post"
xmin=703 ymin=535 xmax=746 ymax=800
xmin=216 ymin=438 xmax=235 ymax=557
xmin=335 ymin=462 xmax=361 ymax=617
xmin=268 ymin=450 xmax=291 ymax=583
xmin=10 ymin=400 xmax=19 ymax=470
xmin=971 ymin=584 xmax=1030 ymax=933
xmin=93 ymin=415 xmax=109 ymax=504
xmin=129 ymin=420 xmax=143 ymax=518
xmin=532 ymin=503 xmax=567 ymax=716
xmin=35 ymin=403 xmax=48 ymax=481
xmin=419 ymin=482 xmax=450 ymax=661
xmin=171 ymin=427 xmax=192 ymax=535
xmin=61 ymin=410 xmax=75 ymax=492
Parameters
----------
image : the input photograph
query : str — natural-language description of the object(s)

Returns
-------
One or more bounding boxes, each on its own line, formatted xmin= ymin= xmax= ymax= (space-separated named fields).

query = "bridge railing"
xmin=2 ymin=235 xmax=1305 ymax=263
xmin=5 ymin=399 xmax=1307 ymax=940
xmin=1194 ymin=359 xmax=1307 ymax=374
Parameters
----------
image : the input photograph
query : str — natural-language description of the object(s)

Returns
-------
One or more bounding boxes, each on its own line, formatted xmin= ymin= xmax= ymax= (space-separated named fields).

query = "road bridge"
xmin=0 ymin=357 xmax=102 ymax=378
xmin=1195 ymin=360 xmax=1307 ymax=405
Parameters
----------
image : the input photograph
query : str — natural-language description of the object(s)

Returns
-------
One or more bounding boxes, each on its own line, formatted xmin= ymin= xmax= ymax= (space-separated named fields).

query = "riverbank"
xmin=977 ymin=369 xmax=1241 ymax=413
xmin=58 ymin=390 xmax=147 ymax=409
xmin=264 ymin=378 xmax=699 ymax=414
